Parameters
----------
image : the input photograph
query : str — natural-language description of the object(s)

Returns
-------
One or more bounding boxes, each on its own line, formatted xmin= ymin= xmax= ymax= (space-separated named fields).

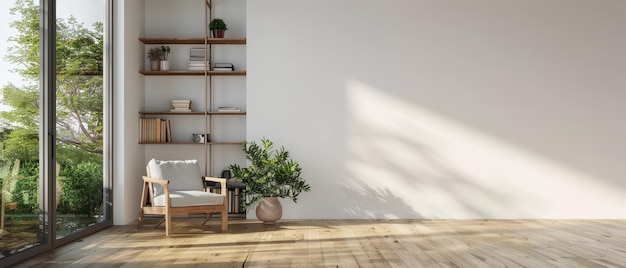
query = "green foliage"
xmin=1 ymin=0 xmax=104 ymax=158
xmin=230 ymin=138 xmax=310 ymax=208
xmin=160 ymin=45 xmax=170 ymax=60
xmin=0 ymin=160 xmax=103 ymax=216
xmin=209 ymin=18 xmax=228 ymax=30
xmin=57 ymin=161 xmax=102 ymax=216
xmin=7 ymin=160 xmax=39 ymax=214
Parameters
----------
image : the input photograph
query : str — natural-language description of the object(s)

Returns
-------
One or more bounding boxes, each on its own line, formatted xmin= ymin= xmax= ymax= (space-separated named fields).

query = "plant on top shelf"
xmin=229 ymin=138 xmax=311 ymax=224
xmin=147 ymin=47 xmax=163 ymax=71
xmin=209 ymin=18 xmax=228 ymax=38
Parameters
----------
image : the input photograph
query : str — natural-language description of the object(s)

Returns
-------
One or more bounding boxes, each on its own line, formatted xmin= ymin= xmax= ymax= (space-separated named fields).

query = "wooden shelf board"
xmin=139 ymin=70 xmax=246 ymax=76
xmin=140 ymin=142 xmax=243 ymax=145
xmin=140 ymin=142 xmax=203 ymax=145
xmin=139 ymin=37 xmax=246 ymax=45
xmin=208 ymin=112 xmax=247 ymax=115
xmin=139 ymin=111 xmax=205 ymax=115
xmin=209 ymin=142 xmax=244 ymax=145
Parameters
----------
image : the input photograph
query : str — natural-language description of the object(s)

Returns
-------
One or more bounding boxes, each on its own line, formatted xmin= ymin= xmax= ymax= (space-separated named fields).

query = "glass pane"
xmin=55 ymin=0 xmax=105 ymax=239
xmin=0 ymin=0 xmax=45 ymax=258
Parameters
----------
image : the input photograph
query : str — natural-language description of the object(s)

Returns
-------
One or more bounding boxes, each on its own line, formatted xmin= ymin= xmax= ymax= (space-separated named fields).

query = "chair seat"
xmin=153 ymin=190 xmax=224 ymax=207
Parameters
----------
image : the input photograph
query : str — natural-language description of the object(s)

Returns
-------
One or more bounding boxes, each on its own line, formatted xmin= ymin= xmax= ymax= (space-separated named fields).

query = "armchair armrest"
xmin=204 ymin=177 xmax=227 ymax=195
xmin=142 ymin=176 xmax=169 ymax=185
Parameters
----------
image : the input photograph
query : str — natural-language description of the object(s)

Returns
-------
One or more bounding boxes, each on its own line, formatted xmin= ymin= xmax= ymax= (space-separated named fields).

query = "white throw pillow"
xmin=147 ymin=159 xmax=204 ymax=196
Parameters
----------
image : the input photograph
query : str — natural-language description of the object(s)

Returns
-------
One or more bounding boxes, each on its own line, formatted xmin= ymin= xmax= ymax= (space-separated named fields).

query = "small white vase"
xmin=160 ymin=60 xmax=170 ymax=71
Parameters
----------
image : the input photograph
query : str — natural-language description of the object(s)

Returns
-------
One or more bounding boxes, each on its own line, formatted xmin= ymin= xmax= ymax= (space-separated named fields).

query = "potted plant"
xmin=147 ymin=47 xmax=163 ymax=71
xmin=209 ymin=18 xmax=228 ymax=38
xmin=160 ymin=45 xmax=171 ymax=71
xmin=229 ymin=138 xmax=311 ymax=224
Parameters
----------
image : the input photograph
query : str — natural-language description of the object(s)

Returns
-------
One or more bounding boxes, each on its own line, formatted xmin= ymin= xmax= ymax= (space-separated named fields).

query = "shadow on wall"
xmin=341 ymin=78 xmax=615 ymax=219
xmin=341 ymin=118 xmax=527 ymax=219
xmin=338 ymin=180 xmax=421 ymax=219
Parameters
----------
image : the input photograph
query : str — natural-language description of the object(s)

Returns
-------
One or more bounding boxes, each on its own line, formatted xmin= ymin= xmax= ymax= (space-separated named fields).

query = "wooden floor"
xmin=11 ymin=218 xmax=626 ymax=267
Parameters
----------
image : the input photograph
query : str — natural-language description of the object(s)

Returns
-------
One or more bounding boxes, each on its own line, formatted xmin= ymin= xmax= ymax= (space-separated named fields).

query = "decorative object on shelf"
xmin=160 ymin=45 xmax=171 ymax=71
xmin=147 ymin=47 xmax=163 ymax=71
xmin=229 ymin=138 xmax=311 ymax=224
xmin=209 ymin=18 xmax=228 ymax=38
xmin=192 ymin=133 xmax=209 ymax=143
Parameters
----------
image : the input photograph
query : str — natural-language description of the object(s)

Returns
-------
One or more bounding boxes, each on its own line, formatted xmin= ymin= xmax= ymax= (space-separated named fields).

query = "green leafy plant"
xmin=160 ymin=45 xmax=170 ymax=61
xmin=230 ymin=138 xmax=310 ymax=208
xmin=209 ymin=18 xmax=228 ymax=30
xmin=147 ymin=47 xmax=163 ymax=61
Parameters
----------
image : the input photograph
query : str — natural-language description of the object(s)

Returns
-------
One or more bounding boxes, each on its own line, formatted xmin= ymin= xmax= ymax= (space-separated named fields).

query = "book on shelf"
xmin=171 ymin=100 xmax=191 ymax=110
xmin=189 ymin=48 xmax=205 ymax=57
xmin=172 ymin=104 xmax=191 ymax=108
xmin=139 ymin=118 xmax=172 ymax=143
xmin=188 ymin=61 xmax=208 ymax=66
xmin=217 ymin=106 xmax=240 ymax=112
xmin=188 ymin=61 xmax=209 ymax=70
xmin=214 ymin=63 xmax=233 ymax=68
xmin=170 ymin=109 xmax=192 ymax=112
xmin=213 ymin=63 xmax=234 ymax=71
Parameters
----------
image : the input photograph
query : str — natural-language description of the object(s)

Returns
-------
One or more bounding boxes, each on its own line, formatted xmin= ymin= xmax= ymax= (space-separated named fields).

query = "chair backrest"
xmin=146 ymin=159 xmax=204 ymax=196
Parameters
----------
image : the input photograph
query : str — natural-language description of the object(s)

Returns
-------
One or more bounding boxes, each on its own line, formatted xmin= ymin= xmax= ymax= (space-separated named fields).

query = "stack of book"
xmin=171 ymin=99 xmax=192 ymax=112
xmin=213 ymin=63 xmax=234 ymax=71
xmin=139 ymin=118 xmax=172 ymax=143
xmin=217 ymin=106 xmax=240 ymax=112
xmin=188 ymin=48 xmax=207 ymax=70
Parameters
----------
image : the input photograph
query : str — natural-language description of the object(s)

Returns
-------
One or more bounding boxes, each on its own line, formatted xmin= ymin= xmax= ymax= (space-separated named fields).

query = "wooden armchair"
xmin=138 ymin=159 xmax=228 ymax=236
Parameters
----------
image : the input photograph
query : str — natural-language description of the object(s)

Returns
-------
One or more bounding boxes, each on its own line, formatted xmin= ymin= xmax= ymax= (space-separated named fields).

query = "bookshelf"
xmin=139 ymin=0 xmax=247 ymax=215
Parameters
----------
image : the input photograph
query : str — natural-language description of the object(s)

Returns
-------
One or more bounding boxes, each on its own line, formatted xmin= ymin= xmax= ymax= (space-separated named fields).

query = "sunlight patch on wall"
xmin=344 ymin=79 xmax=626 ymax=218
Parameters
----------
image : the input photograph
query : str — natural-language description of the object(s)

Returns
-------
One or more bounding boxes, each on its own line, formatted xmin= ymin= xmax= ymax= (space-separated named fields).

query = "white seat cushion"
xmin=153 ymin=190 xmax=224 ymax=207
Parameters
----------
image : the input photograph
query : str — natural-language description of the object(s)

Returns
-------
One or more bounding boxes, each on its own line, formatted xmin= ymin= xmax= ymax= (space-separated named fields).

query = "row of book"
xmin=171 ymin=99 xmax=192 ymax=112
xmin=187 ymin=48 xmax=236 ymax=71
xmin=139 ymin=118 xmax=172 ymax=143
xmin=189 ymin=48 xmax=207 ymax=70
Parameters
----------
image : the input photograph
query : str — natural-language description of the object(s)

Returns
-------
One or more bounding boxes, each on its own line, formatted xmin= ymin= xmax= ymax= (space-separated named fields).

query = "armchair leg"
xmin=165 ymin=214 xmax=172 ymax=236
xmin=137 ymin=210 xmax=144 ymax=229
xmin=221 ymin=210 xmax=228 ymax=231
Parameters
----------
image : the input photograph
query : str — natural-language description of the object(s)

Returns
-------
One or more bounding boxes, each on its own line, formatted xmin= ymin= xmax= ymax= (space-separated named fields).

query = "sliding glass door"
xmin=54 ymin=0 xmax=107 ymax=240
xmin=0 ymin=0 xmax=45 ymax=258
xmin=0 ymin=0 xmax=111 ymax=265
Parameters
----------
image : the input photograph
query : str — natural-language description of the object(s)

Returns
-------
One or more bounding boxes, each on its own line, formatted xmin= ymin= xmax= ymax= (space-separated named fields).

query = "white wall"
xmin=113 ymin=0 xmax=145 ymax=225
xmin=248 ymin=0 xmax=626 ymax=219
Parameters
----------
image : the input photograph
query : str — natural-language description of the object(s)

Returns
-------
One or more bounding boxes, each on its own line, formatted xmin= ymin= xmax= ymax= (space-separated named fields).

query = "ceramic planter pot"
xmin=211 ymin=29 xmax=225 ymax=38
xmin=256 ymin=197 xmax=282 ymax=224
xmin=160 ymin=60 xmax=170 ymax=71
xmin=150 ymin=60 xmax=160 ymax=71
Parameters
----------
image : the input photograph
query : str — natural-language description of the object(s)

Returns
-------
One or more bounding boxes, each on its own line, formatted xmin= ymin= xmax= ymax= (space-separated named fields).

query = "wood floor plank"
xmin=8 ymin=219 xmax=626 ymax=268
